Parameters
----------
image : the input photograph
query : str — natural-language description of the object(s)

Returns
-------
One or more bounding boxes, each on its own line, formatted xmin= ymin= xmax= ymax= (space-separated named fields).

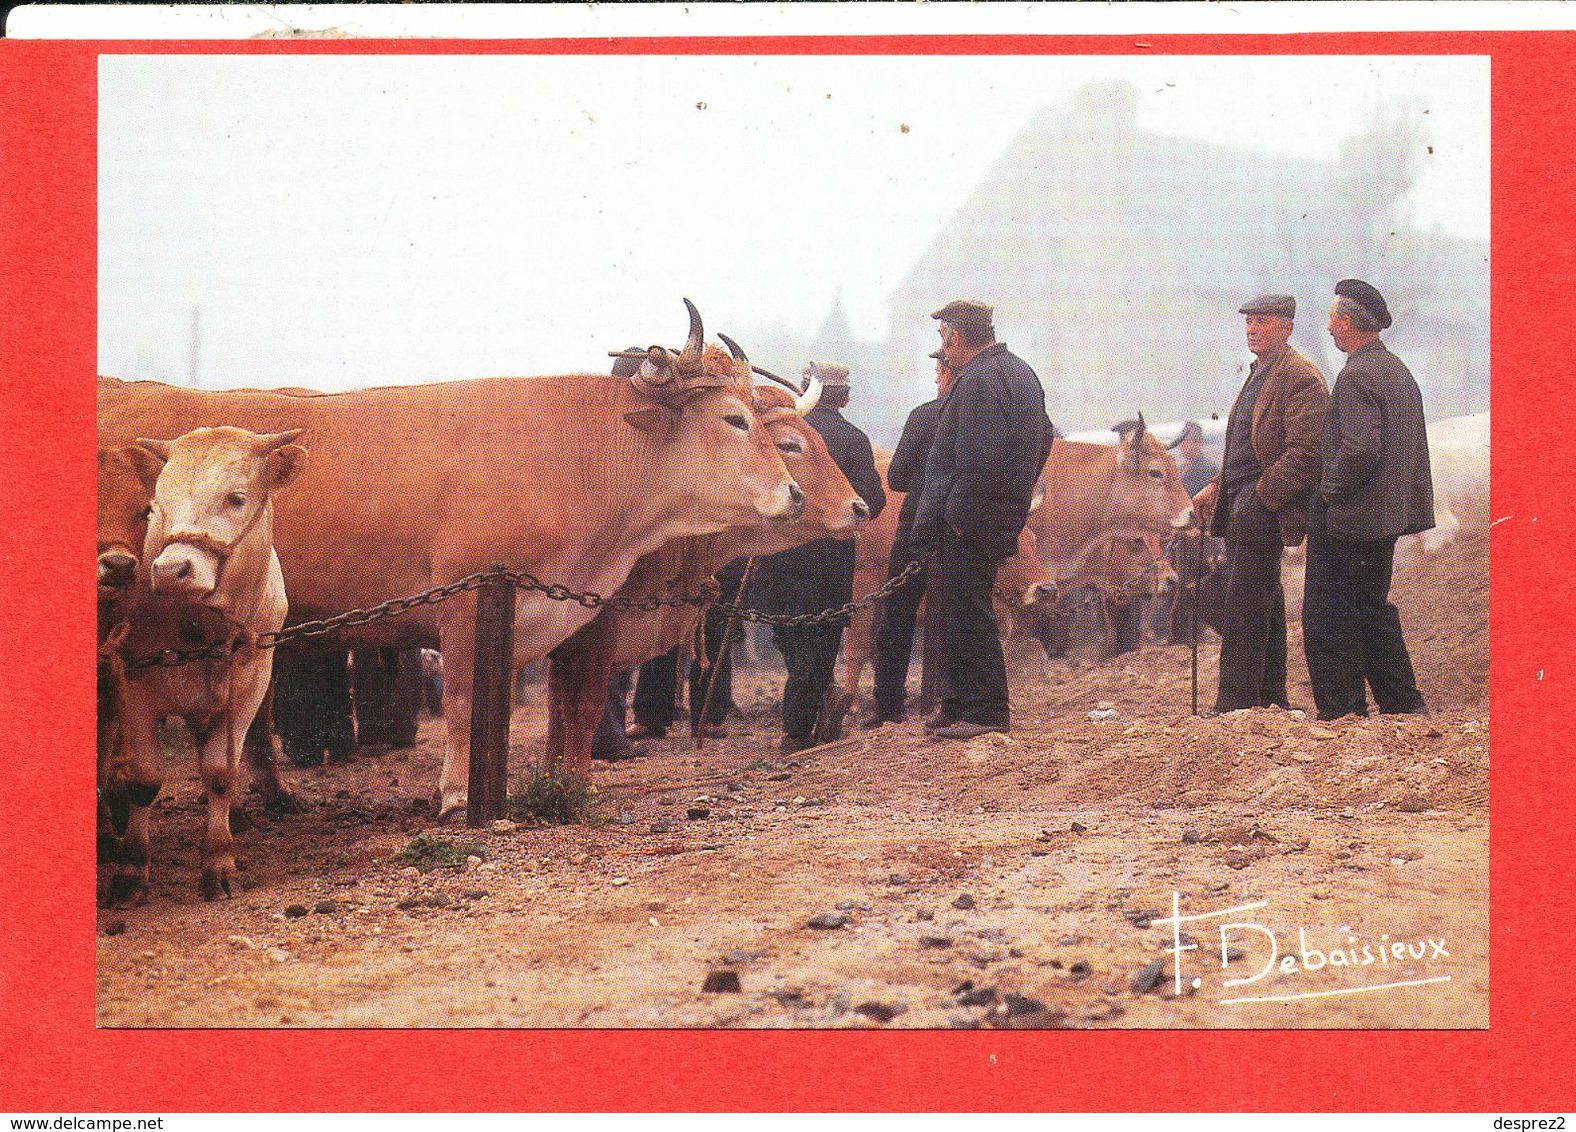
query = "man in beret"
xmin=755 ymin=361 xmax=886 ymax=752
xmin=911 ymin=300 xmax=1055 ymax=740
xmin=866 ymin=348 xmax=955 ymax=728
xmin=1193 ymin=294 xmax=1328 ymax=714
xmin=1302 ymin=280 xmax=1434 ymax=720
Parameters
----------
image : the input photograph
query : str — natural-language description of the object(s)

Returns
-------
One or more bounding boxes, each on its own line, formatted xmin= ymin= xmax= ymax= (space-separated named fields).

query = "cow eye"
xmin=1147 ymin=468 xmax=1164 ymax=480
xmin=724 ymin=413 xmax=749 ymax=432
xmin=226 ymin=492 xmax=247 ymax=508
xmin=776 ymin=439 xmax=804 ymax=455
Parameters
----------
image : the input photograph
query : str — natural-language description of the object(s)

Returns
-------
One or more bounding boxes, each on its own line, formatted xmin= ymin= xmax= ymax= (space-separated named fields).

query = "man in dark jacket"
xmin=1193 ymin=294 xmax=1329 ymax=713
xmin=865 ymin=349 xmax=954 ymax=727
xmin=755 ymin=362 xmax=886 ymax=752
xmin=910 ymin=300 xmax=1054 ymax=740
xmin=1303 ymin=279 xmax=1434 ymax=721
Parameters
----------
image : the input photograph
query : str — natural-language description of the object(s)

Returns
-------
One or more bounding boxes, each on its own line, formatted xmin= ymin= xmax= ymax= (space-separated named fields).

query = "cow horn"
xmin=679 ymin=298 xmax=704 ymax=368
xmin=257 ymin=428 xmax=305 ymax=452
xmin=795 ymin=373 xmax=823 ymax=416
xmin=717 ymin=333 xmax=748 ymax=366
xmin=750 ymin=365 xmax=797 ymax=393
xmin=1130 ymin=412 xmax=1147 ymax=445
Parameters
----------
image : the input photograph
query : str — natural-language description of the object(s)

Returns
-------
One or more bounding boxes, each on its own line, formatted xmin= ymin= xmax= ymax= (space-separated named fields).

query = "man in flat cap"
xmin=1302 ymin=280 xmax=1434 ymax=720
xmin=1193 ymin=294 xmax=1328 ymax=713
xmin=911 ymin=301 xmax=1054 ymax=740
xmin=865 ymin=348 xmax=956 ymax=728
xmin=755 ymin=360 xmax=886 ymax=752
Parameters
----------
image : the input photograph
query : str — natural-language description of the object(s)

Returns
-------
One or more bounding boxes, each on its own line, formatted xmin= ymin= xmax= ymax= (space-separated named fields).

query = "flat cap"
xmin=1334 ymin=278 xmax=1392 ymax=329
xmin=1168 ymin=420 xmax=1204 ymax=450
xmin=804 ymin=360 xmax=850 ymax=386
xmin=1238 ymin=294 xmax=1296 ymax=318
xmin=931 ymin=299 xmax=994 ymax=335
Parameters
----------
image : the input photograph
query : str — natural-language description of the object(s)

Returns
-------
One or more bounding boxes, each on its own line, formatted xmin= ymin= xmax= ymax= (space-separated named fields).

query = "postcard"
xmin=1 ymin=1 xmax=1565 ymax=1115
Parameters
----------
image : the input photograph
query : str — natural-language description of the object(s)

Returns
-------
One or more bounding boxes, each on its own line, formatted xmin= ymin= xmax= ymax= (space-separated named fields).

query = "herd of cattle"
xmin=95 ymin=301 xmax=1488 ymax=907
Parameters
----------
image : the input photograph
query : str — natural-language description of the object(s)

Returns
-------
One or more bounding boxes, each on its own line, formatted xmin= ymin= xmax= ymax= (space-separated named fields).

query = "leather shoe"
xmin=626 ymin=723 xmax=666 ymax=740
xmin=930 ymin=721 xmax=1006 ymax=741
xmin=923 ymin=710 xmax=958 ymax=732
xmin=862 ymin=713 xmax=902 ymax=730
xmin=781 ymin=735 xmax=810 ymax=755
xmin=591 ymin=742 xmax=649 ymax=763
xmin=698 ymin=724 xmax=728 ymax=739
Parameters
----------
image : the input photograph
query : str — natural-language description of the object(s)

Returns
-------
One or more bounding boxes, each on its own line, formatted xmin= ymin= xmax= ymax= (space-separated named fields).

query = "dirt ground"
xmin=95 ymin=530 xmax=1489 ymax=1029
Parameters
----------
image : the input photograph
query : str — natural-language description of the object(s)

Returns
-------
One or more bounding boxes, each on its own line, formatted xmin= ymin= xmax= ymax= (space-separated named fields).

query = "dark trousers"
xmin=871 ymin=542 xmax=928 ymax=722
xmin=632 ymin=648 xmax=679 ymax=732
xmin=274 ymin=647 xmax=356 ymax=765
xmin=933 ymin=530 xmax=1010 ymax=729
xmin=774 ymin=622 xmax=845 ymax=745
xmin=1105 ymin=596 xmax=1143 ymax=656
xmin=351 ymin=647 xmax=422 ymax=747
xmin=591 ymin=668 xmax=633 ymax=756
xmin=688 ymin=559 xmax=745 ymax=726
xmin=1303 ymin=526 xmax=1426 ymax=721
xmin=1214 ymin=487 xmax=1288 ymax=712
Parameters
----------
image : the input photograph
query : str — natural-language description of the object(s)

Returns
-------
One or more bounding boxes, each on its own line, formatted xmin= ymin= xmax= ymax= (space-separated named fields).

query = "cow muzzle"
xmin=150 ymin=542 xmax=219 ymax=598
xmin=761 ymin=481 xmax=804 ymax=522
xmin=97 ymin=549 xmax=138 ymax=594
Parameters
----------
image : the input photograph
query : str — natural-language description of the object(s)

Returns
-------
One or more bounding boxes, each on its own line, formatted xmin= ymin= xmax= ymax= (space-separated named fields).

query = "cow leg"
xmin=560 ymin=654 xmax=613 ymax=780
xmin=543 ymin=656 xmax=567 ymax=776
xmin=104 ymin=700 xmax=162 ymax=908
xmin=194 ymin=667 xmax=271 ymax=900
xmin=243 ymin=680 xmax=303 ymax=815
xmin=436 ymin=592 xmax=478 ymax=823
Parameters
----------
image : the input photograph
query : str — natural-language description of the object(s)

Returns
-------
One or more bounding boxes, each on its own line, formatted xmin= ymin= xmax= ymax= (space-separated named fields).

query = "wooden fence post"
xmin=467 ymin=569 xmax=515 ymax=828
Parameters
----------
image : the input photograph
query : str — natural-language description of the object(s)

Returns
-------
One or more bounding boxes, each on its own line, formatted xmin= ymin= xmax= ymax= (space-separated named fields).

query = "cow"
xmin=97 ymin=445 xmax=164 ymax=861
xmin=544 ymin=355 xmax=868 ymax=774
xmin=1413 ymin=410 xmax=1489 ymax=555
xmin=98 ymin=301 xmax=800 ymax=820
xmin=103 ymin=427 xmax=306 ymax=904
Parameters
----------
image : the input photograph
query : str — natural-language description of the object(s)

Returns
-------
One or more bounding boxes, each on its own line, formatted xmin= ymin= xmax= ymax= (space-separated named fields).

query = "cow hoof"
xmin=436 ymin=793 xmax=467 ymax=825
xmin=97 ymin=831 xmax=122 ymax=864
xmin=199 ymin=863 xmax=234 ymax=901
xmin=106 ymin=873 xmax=150 ymax=908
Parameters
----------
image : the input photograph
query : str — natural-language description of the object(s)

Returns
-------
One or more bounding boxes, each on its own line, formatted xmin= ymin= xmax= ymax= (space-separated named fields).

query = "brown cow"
xmin=97 ymin=445 xmax=164 ymax=861
xmin=105 ymin=427 xmax=306 ymax=904
xmin=98 ymin=302 xmax=799 ymax=820
xmin=545 ymin=373 xmax=867 ymax=774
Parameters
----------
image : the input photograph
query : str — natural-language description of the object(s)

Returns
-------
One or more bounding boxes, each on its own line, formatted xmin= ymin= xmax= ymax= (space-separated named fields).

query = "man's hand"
xmin=1192 ymin=481 xmax=1219 ymax=528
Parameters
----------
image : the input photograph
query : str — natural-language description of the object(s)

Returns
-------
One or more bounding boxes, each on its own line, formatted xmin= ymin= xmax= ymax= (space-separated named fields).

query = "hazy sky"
xmin=99 ymin=53 xmax=1487 ymax=391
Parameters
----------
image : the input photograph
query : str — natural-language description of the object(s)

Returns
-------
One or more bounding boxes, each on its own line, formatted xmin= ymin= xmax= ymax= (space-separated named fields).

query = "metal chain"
xmin=122 ymin=553 xmax=933 ymax=671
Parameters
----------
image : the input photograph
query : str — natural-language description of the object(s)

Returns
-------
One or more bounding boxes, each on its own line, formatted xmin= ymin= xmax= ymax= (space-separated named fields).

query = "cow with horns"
xmin=545 ymin=335 xmax=869 ymax=774
xmin=98 ymin=301 xmax=801 ymax=821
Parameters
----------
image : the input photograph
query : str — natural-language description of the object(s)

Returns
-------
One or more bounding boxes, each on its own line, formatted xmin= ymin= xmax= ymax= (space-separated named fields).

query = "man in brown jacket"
xmin=1193 ymin=294 xmax=1329 ymax=713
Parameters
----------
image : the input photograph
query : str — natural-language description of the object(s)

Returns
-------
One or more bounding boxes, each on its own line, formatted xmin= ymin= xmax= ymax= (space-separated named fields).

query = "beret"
xmin=804 ymin=361 xmax=850 ymax=386
xmin=1238 ymin=294 xmax=1296 ymax=318
xmin=930 ymin=299 xmax=995 ymax=335
xmin=1334 ymin=278 xmax=1392 ymax=329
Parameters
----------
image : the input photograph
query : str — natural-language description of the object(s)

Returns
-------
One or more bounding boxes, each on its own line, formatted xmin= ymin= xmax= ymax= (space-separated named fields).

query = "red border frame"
xmin=0 ymin=32 xmax=1568 ymax=1112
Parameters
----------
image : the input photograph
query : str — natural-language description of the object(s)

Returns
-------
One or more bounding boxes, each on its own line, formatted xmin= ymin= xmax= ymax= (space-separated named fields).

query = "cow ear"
xmin=123 ymin=443 xmax=167 ymax=491
xmin=130 ymin=439 xmax=170 ymax=488
xmin=624 ymin=406 xmax=678 ymax=434
xmin=265 ymin=444 xmax=308 ymax=492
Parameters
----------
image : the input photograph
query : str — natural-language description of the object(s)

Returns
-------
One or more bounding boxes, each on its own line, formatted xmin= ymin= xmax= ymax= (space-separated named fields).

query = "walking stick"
xmin=695 ymin=557 xmax=757 ymax=752
xmin=1190 ymin=522 xmax=1203 ymax=716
